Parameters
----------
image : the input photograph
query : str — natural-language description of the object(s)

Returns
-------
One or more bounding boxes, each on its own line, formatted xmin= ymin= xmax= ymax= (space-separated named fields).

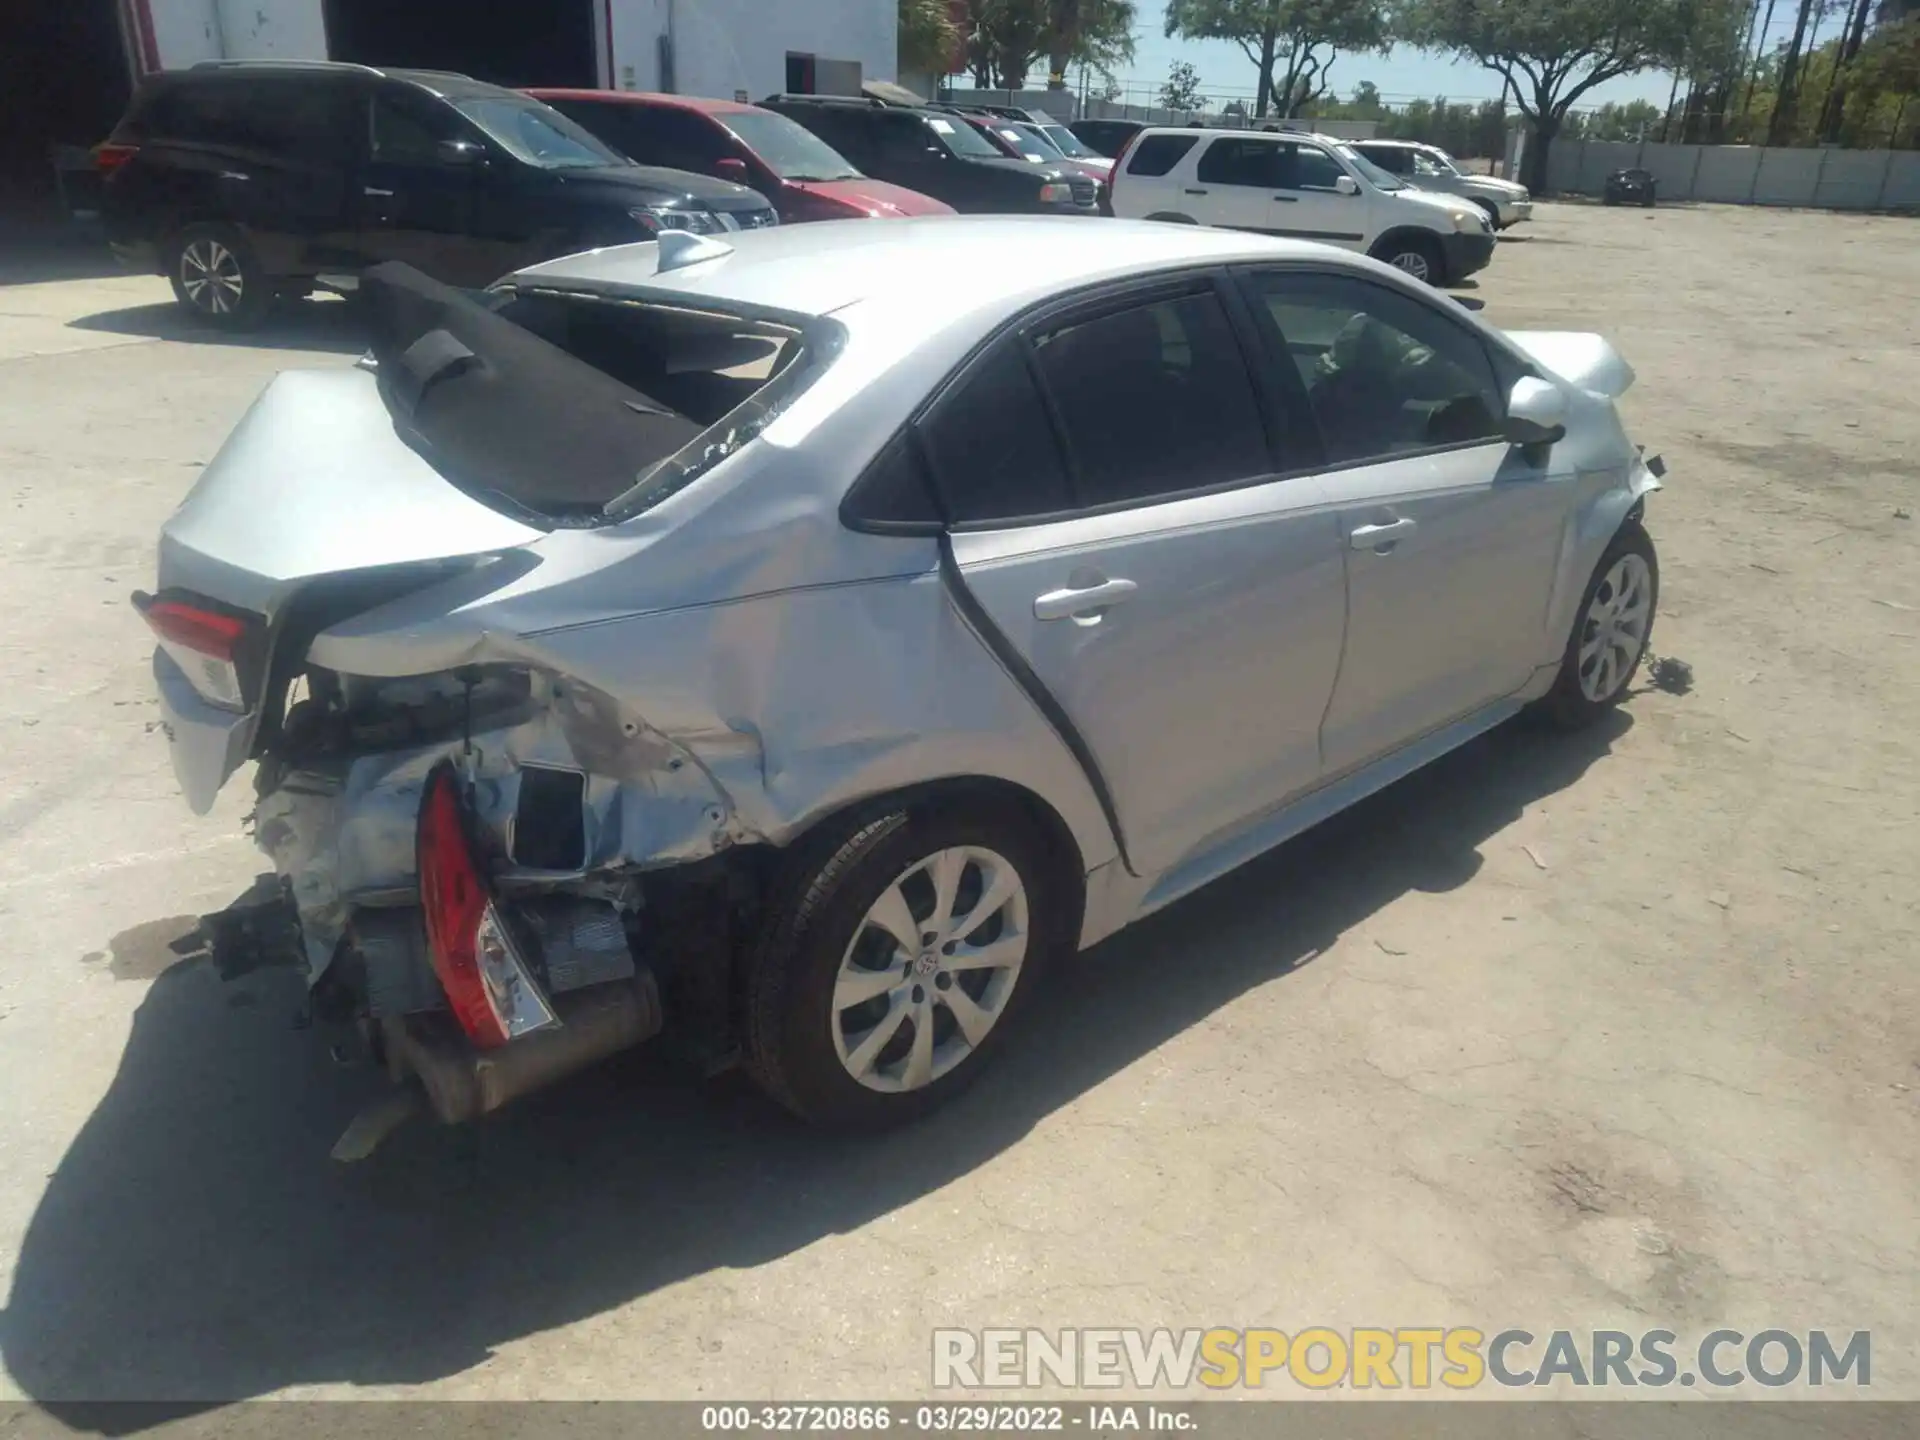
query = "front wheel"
xmin=1539 ymin=523 xmax=1659 ymax=728
xmin=1372 ymin=234 xmax=1444 ymax=286
xmin=742 ymin=801 xmax=1066 ymax=1129
xmin=167 ymin=224 xmax=269 ymax=329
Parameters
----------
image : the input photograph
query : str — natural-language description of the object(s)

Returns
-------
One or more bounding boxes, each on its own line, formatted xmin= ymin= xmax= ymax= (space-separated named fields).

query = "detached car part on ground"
xmin=1605 ymin=168 xmax=1658 ymax=207
xmin=139 ymin=219 xmax=1663 ymax=1155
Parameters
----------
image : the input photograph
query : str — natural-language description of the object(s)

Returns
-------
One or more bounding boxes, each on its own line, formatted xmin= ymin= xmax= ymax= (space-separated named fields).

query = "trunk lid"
xmin=159 ymin=366 xmax=544 ymax=618
xmin=1503 ymin=331 xmax=1637 ymax=399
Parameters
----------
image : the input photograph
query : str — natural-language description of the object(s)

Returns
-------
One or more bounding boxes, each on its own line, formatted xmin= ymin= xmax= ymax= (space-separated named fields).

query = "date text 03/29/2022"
xmin=700 ymin=1406 xmax=1191 ymax=1433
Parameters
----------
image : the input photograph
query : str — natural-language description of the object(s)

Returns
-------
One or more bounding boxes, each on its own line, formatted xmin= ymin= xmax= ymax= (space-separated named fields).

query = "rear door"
xmin=1190 ymin=135 xmax=1284 ymax=232
xmin=157 ymin=75 xmax=359 ymax=273
xmin=1236 ymin=266 xmax=1575 ymax=774
xmin=939 ymin=274 xmax=1348 ymax=878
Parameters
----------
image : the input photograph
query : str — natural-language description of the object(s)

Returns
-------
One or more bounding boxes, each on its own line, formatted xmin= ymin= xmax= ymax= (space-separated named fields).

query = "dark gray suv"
xmin=99 ymin=61 xmax=778 ymax=327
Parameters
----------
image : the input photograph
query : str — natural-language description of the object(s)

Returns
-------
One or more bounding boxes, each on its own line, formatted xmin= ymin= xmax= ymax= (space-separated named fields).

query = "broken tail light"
xmin=133 ymin=590 xmax=261 ymax=712
xmin=94 ymin=142 xmax=140 ymax=175
xmin=417 ymin=762 xmax=559 ymax=1049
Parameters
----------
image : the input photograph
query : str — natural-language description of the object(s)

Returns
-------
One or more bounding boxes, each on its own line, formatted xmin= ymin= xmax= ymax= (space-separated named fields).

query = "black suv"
xmin=757 ymin=95 xmax=1096 ymax=216
xmin=99 ymin=61 xmax=779 ymax=327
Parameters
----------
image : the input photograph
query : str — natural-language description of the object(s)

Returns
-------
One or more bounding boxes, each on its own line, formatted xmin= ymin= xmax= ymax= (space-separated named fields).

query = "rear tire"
xmin=742 ymin=800 xmax=1067 ymax=1129
xmin=1539 ymin=522 xmax=1659 ymax=729
xmin=167 ymin=224 xmax=269 ymax=329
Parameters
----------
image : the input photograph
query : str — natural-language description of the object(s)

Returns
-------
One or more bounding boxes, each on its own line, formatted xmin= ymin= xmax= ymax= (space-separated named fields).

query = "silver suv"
xmin=141 ymin=219 xmax=1659 ymax=1144
xmin=1351 ymin=140 xmax=1533 ymax=229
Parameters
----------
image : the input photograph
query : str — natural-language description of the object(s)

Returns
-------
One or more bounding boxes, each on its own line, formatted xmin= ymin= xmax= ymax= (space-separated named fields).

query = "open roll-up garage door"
xmin=323 ymin=0 xmax=600 ymax=89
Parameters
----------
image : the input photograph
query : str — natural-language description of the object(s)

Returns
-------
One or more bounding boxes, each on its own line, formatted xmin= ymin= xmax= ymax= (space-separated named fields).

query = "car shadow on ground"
xmin=0 ymin=710 xmax=1629 ymax=1422
xmin=66 ymin=296 xmax=367 ymax=355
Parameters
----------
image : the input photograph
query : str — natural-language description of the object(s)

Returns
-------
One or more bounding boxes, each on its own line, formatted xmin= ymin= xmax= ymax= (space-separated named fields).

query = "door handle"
xmin=220 ymin=170 xmax=251 ymax=183
xmin=1272 ymin=194 xmax=1298 ymax=202
xmin=1350 ymin=517 xmax=1418 ymax=551
xmin=363 ymin=186 xmax=395 ymax=197
xmin=1034 ymin=578 xmax=1137 ymax=621
xmin=1183 ymin=187 xmax=1208 ymax=195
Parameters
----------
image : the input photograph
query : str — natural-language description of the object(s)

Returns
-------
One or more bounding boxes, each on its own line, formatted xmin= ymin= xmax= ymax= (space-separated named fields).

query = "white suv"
xmin=1108 ymin=127 xmax=1497 ymax=287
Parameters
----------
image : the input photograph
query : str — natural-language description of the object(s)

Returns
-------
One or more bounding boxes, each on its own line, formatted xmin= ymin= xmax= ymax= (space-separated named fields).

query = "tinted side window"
xmin=1244 ymin=271 xmax=1506 ymax=464
xmin=788 ymin=107 xmax=867 ymax=163
xmin=1197 ymin=137 xmax=1280 ymax=188
xmin=371 ymin=90 xmax=465 ymax=164
xmin=1031 ymin=290 xmax=1270 ymax=506
xmin=1358 ymin=145 xmax=1411 ymax=175
xmin=627 ymin=106 xmax=727 ymax=169
xmin=1290 ymin=145 xmax=1346 ymax=191
xmin=920 ymin=344 xmax=1072 ymax=524
xmin=148 ymin=79 xmax=354 ymax=160
xmin=843 ymin=433 xmax=942 ymax=528
xmin=875 ymin=113 xmax=937 ymax=163
xmin=1125 ymin=134 xmax=1198 ymax=177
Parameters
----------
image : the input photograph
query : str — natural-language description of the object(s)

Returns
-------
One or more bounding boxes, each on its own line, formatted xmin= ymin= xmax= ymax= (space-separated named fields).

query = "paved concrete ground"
xmin=0 ymin=205 xmax=1915 ymax=1411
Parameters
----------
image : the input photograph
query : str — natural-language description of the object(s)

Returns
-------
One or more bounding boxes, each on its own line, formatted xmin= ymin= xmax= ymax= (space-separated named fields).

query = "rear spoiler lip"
xmin=1503 ymin=329 xmax=1636 ymax=399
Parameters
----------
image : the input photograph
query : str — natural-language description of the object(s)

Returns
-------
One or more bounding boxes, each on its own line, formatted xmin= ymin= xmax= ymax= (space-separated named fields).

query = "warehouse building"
xmin=3 ymin=0 xmax=898 ymax=201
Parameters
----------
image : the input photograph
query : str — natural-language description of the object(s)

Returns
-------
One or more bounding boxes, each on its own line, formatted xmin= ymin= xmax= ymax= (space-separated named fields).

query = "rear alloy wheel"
xmin=1540 ymin=523 xmax=1659 ymax=728
xmin=168 ymin=225 xmax=268 ymax=329
xmin=743 ymin=803 xmax=1063 ymax=1128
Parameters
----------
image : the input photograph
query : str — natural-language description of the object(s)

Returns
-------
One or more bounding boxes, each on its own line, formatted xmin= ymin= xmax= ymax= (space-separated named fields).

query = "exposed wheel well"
xmin=1469 ymin=196 xmax=1502 ymax=226
xmin=1144 ymin=211 xmax=1198 ymax=224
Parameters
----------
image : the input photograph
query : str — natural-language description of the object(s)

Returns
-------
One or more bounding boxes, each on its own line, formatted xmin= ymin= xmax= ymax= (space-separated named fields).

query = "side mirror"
xmin=1504 ymin=376 xmax=1568 ymax=446
xmin=715 ymin=156 xmax=752 ymax=186
xmin=1334 ymin=174 xmax=1360 ymax=196
xmin=437 ymin=139 xmax=488 ymax=168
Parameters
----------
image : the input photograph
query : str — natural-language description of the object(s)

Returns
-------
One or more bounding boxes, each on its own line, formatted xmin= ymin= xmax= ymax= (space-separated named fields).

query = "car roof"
xmin=526 ymin=88 xmax=751 ymax=115
xmin=513 ymin=215 xmax=1356 ymax=328
xmin=1138 ymin=124 xmax=1341 ymax=148
xmin=174 ymin=60 xmax=515 ymax=101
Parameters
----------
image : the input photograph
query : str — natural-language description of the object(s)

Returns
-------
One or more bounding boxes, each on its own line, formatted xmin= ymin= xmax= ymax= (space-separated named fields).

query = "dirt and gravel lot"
xmin=0 ymin=202 xmax=1915 ymax=1410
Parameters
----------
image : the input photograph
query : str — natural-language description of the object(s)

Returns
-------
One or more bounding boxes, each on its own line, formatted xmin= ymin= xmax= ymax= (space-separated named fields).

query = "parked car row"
xmin=95 ymin=61 xmax=1526 ymax=327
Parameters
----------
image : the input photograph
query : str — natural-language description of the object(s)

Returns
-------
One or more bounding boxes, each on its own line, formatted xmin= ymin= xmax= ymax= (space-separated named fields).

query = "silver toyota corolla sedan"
xmin=138 ymin=217 xmax=1662 ymax=1148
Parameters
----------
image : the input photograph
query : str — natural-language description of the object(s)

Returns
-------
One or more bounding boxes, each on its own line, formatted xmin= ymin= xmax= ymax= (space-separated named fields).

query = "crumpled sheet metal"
xmin=253 ymin=673 xmax=737 ymax=982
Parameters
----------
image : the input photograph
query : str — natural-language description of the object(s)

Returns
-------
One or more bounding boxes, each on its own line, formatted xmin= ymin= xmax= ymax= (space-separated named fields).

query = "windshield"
xmin=1039 ymin=123 xmax=1097 ymax=158
xmin=454 ymin=98 xmax=625 ymax=169
xmin=924 ymin=114 xmax=1002 ymax=159
xmin=721 ymin=108 xmax=861 ymax=181
xmin=1336 ymin=144 xmax=1404 ymax=191
xmin=1415 ymin=147 xmax=1464 ymax=176
xmin=1014 ymin=122 xmax=1063 ymax=155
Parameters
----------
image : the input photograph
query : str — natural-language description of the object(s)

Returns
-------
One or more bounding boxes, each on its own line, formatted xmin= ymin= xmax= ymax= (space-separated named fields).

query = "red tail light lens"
xmin=94 ymin=143 xmax=140 ymax=174
xmin=134 ymin=591 xmax=260 ymax=712
xmin=139 ymin=598 xmax=247 ymax=660
xmin=418 ymin=763 xmax=558 ymax=1049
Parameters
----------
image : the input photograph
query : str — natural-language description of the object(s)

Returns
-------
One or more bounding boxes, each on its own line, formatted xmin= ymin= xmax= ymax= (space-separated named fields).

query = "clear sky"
xmin=1102 ymin=1 xmax=1820 ymax=113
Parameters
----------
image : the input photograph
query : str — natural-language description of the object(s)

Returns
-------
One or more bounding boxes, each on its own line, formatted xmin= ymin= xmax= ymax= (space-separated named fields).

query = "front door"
xmin=356 ymin=87 xmax=529 ymax=286
xmin=1273 ymin=142 xmax=1369 ymax=251
xmin=1237 ymin=266 xmax=1576 ymax=775
xmin=935 ymin=276 xmax=1349 ymax=878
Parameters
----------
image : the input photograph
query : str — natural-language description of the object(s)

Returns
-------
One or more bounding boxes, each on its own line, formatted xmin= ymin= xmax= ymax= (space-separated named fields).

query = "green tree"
xmin=900 ymin=0 xmax=962 ymax=77
xmin=1164 ymin=0 xmax=1391 ymax=119
xmin=1044 ymin=0 xmax=1139 ymax=89
xmin=1159 ymin=59 xmax=1210 ymax=107
xmin=1395 ymin=0 xmax=1689 ymax=189
xmin=961 ymin=0 xmax=1137 ymax=89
